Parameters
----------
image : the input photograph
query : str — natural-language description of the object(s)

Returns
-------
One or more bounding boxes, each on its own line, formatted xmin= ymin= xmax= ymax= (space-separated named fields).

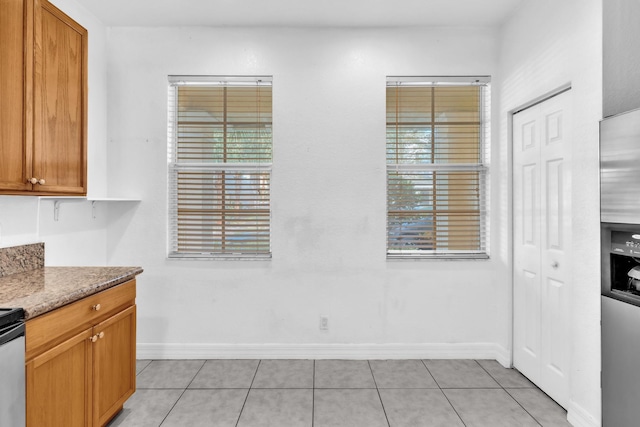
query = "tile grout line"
xmin=503 ymin=388 xmax=544 ymax=427
xmin=157 ymin=359 xmax=207 ymax=427
xmin=367 ymin=360 xmax=391 ymax=427
xmin=186 ymin=386 xmax=313 ymax=390
xmin=129 ymin=358 xmax=557 ymax=427
xmin=312 ymin=360 xmax=315 ymax=427
xmin=234 ymin=359 xmax=262 ymax=427
xmin=136 ymin=360 xmax=152 ymax=377
xmin=474 ymin=360 xmax=543 ymax=427
xmin=420 ymin=358 xmax=439 ymax=387
xmin=421 ymin=359 xmax=468 ymax=427
xmin=420 ymin=359 xmax=443 ymax=389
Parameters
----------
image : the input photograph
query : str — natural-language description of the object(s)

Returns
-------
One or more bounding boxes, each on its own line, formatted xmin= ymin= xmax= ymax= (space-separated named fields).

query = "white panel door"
xmin=513 ymin=91 xmax=571 ymax=409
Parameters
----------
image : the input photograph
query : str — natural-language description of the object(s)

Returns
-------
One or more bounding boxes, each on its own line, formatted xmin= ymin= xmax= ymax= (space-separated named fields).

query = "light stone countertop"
xmin=0 ymin=266 xmax=143 ymax=319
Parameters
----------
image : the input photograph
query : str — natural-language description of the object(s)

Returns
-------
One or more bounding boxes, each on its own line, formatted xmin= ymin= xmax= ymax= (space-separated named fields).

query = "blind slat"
xmin=386 ymin=79 xmax=489 ymax=257
xmin=168 ymin=77 xmax=272 ymax=258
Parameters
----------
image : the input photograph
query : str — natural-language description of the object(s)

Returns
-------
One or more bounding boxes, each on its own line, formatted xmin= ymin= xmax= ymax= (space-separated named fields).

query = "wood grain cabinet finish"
xmin=0 ymin=0 xmax=32 ymax=193
xmin=25 ymin=280 xmax=136 ymax=427
xmin=0 ymin=0 xmax=87 ymax=195
xmin=93 ymin=305 xmax=136 ymax=427
xmin=26 ymin=328 xmax=93 ymax=427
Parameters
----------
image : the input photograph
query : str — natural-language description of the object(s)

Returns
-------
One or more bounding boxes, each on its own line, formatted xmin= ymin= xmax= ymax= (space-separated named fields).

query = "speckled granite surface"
xmin=0 ymin=243 xmax=44 ymax=277
xmin=0 ymin=266 xmax=143 ymax=319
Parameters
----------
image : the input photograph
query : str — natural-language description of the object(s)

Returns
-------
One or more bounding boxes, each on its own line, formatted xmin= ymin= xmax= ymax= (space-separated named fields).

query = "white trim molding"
xmin=137 ymin=342 xmax=510 ymax=361
xmin=567 ymin=400 xmax=600 ymax=427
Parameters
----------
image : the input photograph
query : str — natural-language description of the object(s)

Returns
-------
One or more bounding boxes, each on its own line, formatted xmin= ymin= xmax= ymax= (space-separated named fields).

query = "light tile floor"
xmin=107 ymin=359 xmax=572 ymax=427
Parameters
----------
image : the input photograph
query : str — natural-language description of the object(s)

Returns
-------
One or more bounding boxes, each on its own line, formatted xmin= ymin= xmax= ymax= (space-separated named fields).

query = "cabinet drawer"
xmin=26 ymin=280 xmax=136 ymax=360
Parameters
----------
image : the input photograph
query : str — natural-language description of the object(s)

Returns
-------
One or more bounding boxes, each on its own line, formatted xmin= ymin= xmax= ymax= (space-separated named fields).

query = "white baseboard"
xmin=493 ymin=345 xmax=512 ymax=368
xmin=567 ymin=399 xmax=600 ymax=427
xmin=137 ymin=342 xmax=510 ymax=361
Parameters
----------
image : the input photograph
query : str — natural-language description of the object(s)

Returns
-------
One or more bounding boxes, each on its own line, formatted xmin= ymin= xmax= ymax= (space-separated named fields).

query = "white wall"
xmin=499 ymin=1 xmax=602 ymax=425
xmin=0 ymin=0 xmax=110 ymax=265
xmin=603 ymin=0 xmax=640 ymax=117
xmin=105 ymin=26 xmax=511 ymax=360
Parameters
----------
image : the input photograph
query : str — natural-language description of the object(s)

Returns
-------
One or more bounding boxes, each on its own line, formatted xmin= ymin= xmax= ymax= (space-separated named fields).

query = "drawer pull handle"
xmin=90 ymin=335 xmax=98 ymax=343
xmin=98 ymin=332 xmax=105 ymax=339
xmin=92 ymin=304 xmax=101 ymax=311
xmin=38 ymin=179 xmax=45 ymax=185
xmin=29 ymin=177 xmax=37 ymax=184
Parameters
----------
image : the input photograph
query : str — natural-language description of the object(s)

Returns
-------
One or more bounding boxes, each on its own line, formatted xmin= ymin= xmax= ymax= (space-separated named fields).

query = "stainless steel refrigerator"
xmin=601 ymin=107 xmax=640 ymax=426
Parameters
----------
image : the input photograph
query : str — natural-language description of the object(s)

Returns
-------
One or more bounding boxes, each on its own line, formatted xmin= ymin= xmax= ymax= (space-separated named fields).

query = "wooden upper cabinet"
xmin=0 ymin=0 xmax=32 ymax=192
xmin=0 ymin=0 xmax=87 ymax=195
xmin=34 ymin=0 xmax=87 ymax=194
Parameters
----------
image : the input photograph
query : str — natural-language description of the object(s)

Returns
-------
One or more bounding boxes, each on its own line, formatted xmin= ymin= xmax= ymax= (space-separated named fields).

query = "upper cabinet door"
xmin=33 ymin=0 xmax=87 ymax=194
xmin=0 ymin=0 xmax=33 ymax=192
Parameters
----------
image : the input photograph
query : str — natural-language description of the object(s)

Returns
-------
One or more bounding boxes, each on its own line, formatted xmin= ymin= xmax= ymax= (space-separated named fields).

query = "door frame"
xmin=508 ymin=83 xmax=572 ymax=367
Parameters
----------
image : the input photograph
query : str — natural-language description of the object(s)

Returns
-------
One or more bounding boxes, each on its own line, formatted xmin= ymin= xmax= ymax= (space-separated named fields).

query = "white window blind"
xmin=168 ymin=76 xmax=272 ymax=259
xmin=386 ymin=76 xmax=490 ymax=259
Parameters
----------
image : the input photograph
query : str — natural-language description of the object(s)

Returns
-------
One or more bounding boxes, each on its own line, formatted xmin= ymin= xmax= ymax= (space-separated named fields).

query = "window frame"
xmin=167 ymin=75 xmax=273 ymax=260
xmin=385 ymin=76 xmax=490 ymax=260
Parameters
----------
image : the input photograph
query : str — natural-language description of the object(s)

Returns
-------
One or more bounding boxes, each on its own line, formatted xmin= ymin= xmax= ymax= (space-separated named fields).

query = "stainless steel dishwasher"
xmin=0 ymin=308 xmax=25 ymax=427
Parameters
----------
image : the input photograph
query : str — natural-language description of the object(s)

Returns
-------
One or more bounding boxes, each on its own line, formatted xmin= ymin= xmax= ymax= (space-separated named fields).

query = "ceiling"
xmin=81 ymin=0 xmax=525 ymax=28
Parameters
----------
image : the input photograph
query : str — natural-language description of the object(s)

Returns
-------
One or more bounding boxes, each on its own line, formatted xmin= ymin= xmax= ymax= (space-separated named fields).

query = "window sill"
xmin=386 ymin=254 xmax=490 ymax=261
xmin=167 ymin=253 xmax=272 ymax=261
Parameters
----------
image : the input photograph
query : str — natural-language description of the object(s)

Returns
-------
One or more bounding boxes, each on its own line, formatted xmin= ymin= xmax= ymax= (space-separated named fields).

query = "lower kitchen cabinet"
xmin=25 ymin=280 xmax=136 ymax=427
xmin=26 ymin=328 xmax=93 ymax=427
xmin=93 ymin=305 xmax=136 ymax=426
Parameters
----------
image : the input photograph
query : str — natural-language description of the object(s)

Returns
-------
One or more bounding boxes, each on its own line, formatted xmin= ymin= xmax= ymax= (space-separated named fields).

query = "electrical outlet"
xmin=319 ymin=315 xmax=329 ymax=331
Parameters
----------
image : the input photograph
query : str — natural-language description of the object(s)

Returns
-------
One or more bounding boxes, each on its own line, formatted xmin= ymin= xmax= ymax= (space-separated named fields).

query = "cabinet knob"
xmin=29 ymin=177 xmax=38 ymax=184
xmin=98 ymin=332 xmax=105 ymax=339
xmin=92 ymin=304 xmax=101 ymax=311
xmin=38 ymin=179 xmax=45 ymax=185
xmin=90 ymin=335 xmax=98 ymax=343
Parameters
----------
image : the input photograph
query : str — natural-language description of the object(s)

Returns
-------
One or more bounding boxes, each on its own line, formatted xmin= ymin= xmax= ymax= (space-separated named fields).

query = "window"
xmin=168 ymin=76 xmax=272 ymax=259
xmin=386 ymin=76 xmax=490 ymax=259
